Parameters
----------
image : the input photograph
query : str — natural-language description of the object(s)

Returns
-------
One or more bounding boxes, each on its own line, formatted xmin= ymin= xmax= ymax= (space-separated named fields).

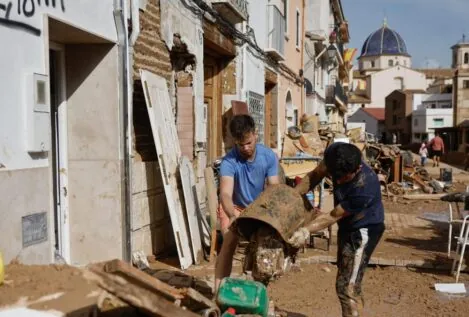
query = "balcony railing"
xmin=265 ymin=5 xmax=285 ymax=61
xmin=210 ymin=0 xmax=248 ymax=24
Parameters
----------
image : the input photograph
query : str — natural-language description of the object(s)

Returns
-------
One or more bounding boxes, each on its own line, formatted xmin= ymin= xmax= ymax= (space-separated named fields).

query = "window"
xmin=441 ymin=104 xmax=452 ymax=109
xmin=295 ymin=9 xmax=300 ymax=47
xmin=388 ymin=59 xmax=394 ymax=67
xmin=371 ymin=61 xmax=375 ymax=68
xmin=414 ymin=118 xmax=418 ymax=126
xmin=431 ymin=103 xmax=436 ymax=109
xmin=392 ymin=100 xmax=398 ymax=111
xmin=394 ymin=77 xmax=404 ymax=89
xmin=465 ymin=52 xmax=469 ymax=64
xmin=392 ymin=115 xmax=397 ymax=125
xmin=433 ymin=118 xmax=444 ymax=127
xmin=463 ymin=80 xmax=469 ymax=89
xmin=414 ymin=133 xmax=421 ymax=139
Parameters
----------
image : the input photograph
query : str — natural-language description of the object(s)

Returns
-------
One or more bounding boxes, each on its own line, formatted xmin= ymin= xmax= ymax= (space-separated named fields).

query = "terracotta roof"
xmin=362 ymin=107 xmax=385 ymax=121
xmin=416 ymin=68 xmax=455 ymax=79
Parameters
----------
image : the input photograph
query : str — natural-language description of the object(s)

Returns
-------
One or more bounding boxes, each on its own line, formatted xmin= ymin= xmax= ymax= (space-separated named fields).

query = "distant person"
xmin=429 ymin=133 xmax=445 ymax=167
xmin=419 ymin=141 xmax=428 ymax=167
xmin=392 ymin=133 xmax=397 ymax=144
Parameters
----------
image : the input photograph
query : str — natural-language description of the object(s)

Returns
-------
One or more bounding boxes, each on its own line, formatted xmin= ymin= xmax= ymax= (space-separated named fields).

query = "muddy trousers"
xmin=336 ymin=223 xmax=385 ymax=317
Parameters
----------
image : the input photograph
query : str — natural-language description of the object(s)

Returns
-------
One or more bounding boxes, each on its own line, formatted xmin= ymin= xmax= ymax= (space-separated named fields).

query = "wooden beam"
xmin=103 ymin=259 xmax=183 ymax=301
xmin=89 ymin=269 xmax=199 ymax=317
xmin=203 ymin=21 xmax=236 ymax=57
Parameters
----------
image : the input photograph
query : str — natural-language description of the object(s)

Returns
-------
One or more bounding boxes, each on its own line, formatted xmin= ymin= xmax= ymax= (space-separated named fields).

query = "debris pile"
xmin=89 ymin=259 xmax=219 ymax=317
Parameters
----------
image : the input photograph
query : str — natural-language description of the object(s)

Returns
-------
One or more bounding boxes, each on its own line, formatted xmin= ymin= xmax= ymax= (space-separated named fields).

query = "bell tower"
xmin=452 ymin=35 xmax=469 ymax=126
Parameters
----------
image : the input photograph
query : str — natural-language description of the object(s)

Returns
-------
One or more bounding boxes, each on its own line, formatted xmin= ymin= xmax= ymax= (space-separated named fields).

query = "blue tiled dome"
xmin=360 ymin=25 xmax=409 ymax=57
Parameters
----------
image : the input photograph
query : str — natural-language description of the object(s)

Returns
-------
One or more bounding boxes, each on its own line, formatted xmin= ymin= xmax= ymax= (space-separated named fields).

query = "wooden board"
xmin=204 ymin=167 xmax=219 ymax=262
xmin=89 ymin=266 xmax=199 ymax=317
xmin=140 ymin=70 xmax=192 ymax=269
xmin=180 ymin=156 xmax=203 ymax=264
xmin=102 ymin=259 xmax=183 ymax=301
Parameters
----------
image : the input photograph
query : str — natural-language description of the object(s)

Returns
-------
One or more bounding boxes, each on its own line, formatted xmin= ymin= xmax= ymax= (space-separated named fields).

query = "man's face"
xmin=235 ymin=132 xmax=257 ymax=159
xmin=333 ymin=165 xmax=362 ymax=185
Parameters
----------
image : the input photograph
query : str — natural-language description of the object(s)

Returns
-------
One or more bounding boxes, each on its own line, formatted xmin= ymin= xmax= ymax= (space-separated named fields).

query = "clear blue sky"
xmin=342 ymin=0 xmax=469 ymax=68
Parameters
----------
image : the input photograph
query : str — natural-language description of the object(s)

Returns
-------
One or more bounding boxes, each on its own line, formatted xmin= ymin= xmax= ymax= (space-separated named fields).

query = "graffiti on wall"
xmin=0 ymin=0 xmax=66 ymax=36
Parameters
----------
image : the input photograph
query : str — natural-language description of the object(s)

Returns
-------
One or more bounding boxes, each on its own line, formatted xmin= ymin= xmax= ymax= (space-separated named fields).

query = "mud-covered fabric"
xmin=336 ymin=223 xmax=385 ymax=317
xmin=333 ymin=163 xmax=385 ymax=230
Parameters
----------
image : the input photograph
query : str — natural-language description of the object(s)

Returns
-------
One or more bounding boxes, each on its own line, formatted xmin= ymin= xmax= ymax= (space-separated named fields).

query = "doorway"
xmin=49 ymin=43 xmax=70 ymax=263
xmin=204 ymin=55 xmax=223 ymax=163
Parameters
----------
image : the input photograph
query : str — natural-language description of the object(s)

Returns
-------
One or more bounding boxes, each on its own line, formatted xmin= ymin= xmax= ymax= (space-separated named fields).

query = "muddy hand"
xmin=288 ymin=227 xmax=310 ymax=248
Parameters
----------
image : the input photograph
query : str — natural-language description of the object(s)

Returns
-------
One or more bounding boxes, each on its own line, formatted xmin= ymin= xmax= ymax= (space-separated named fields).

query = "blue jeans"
xmin=421 ymin=157 xmax=427 ymax=166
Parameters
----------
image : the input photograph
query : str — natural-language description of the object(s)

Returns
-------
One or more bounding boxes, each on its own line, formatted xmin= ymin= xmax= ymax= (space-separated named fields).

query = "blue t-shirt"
xmin=219 ymin=144 xmax=278 ymax=208
xmin=332 ymin=162 xmax=385 ymax=230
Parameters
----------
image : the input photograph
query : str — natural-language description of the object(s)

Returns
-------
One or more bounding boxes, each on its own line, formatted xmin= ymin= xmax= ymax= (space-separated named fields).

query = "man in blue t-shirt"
xmin=214 ymin=114 xmax=279 ymax=293
xmin=289 ymin=142 xmax=385 ymax=317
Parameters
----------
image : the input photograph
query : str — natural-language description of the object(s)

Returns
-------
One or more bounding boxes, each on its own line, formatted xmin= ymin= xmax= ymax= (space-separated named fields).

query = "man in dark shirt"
xmin=290 ymin=142 xmax=385 ymax=317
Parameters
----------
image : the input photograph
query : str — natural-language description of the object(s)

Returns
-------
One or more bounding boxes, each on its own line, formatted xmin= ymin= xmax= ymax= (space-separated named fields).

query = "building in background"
xmin=303 ymin=0 xmax=350 ymax=133
xmin=347 ymin=107 xmax=385 ymax=139
xmin=411 ymin=93 xmax=453 ymax=143
xmin=435 ymin=36 xmax=469 ymax=165
xmin=384 ymin=90 xmax=425 ymax=145
xmin=348 ymin=21 xmax=451 ymax=117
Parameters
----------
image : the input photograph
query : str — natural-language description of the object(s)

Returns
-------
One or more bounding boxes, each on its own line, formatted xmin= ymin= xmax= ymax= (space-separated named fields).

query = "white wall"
xmin=0 ymin=0 xmax=119 ymax=265
xmin=412 ymin=108 xmax=453 ymax=142
xmin=243 ymin=0 xmax=267 ymax=97
xmin=369 ymin=66 xmax=427 ymax=107
xmin=0 ymin=0 xmax=117 ymax=171
xmin=359 ymin=55 xmax=411 ymax=71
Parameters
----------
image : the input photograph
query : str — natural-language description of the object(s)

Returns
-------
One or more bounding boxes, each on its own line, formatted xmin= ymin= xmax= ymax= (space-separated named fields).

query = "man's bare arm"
xmin=295 ymin=160 xmax=328 ymax=195
xmin=305 ymin=204 xmax=347 ymax=233
xmin=219 ymin=176 xmax=236 ymax=219
xmin=267 ymin=175 xmax=280 ymax=185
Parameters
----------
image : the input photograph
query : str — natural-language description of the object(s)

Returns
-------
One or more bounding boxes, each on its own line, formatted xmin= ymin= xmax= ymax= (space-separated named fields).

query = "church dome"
xmin=360 ymin=23 xmax=409 ymax=58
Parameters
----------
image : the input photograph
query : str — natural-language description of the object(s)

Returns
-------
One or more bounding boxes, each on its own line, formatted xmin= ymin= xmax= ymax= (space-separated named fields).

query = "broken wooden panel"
xmin=89 ymin=266 xmax=198 ymax=317
xmin=140 ymin=70 xmax=192 ymax=269
xmin=180 ymin=156 xmax=203 ymax=264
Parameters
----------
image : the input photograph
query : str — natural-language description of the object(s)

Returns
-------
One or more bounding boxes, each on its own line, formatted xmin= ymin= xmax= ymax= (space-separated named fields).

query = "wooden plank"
xmin=204 ymin=167 xmax=219 ymax=262
xmin=140 ymin=70 xmax=193 ymax=269
xmin=89 ymin=268 xmax=199 ymax=317
xmin=402 ymin=194 xmax=446 ymax=200
xmin=103 ymin=259 xmax=183 ymax=301
xmin=180 ymin=156 xmax=203 ymax=264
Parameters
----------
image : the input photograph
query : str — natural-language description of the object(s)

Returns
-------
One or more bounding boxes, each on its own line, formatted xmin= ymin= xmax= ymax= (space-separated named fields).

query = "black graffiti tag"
xmin=18 ymin=0 xmax=66 ymax=17
xmin=0 ymin=0 xmax=66 ymax=36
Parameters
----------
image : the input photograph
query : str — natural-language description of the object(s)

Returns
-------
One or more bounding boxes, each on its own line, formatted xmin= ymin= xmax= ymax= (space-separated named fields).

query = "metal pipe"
xmin=114 ymin=0 xmax=132 ymax=262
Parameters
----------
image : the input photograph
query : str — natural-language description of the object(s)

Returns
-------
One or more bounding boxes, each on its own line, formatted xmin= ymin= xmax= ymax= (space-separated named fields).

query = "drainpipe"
xmin=301 ymin=0 xmax=305 ymax=115
xmin=114 ymin=0 xmax=132 ymax=263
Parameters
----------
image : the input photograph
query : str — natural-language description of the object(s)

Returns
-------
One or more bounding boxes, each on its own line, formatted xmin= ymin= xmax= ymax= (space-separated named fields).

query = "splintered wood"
xmin=88 ymin=259 xmax=218 ymax=317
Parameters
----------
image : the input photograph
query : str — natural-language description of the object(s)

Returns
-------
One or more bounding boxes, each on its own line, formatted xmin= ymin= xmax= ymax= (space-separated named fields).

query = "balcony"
xmin=210 ymin=0 xmax=248 ymax=24
xmin=326 ymin=81 xmax=348 ymax=112
xmin=265 ymin=5 xmax=285 ymax=61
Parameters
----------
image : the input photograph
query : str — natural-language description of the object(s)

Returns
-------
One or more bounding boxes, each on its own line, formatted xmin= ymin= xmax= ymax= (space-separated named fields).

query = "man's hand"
xmin=288 ymin=227 xmax=310 ymax=248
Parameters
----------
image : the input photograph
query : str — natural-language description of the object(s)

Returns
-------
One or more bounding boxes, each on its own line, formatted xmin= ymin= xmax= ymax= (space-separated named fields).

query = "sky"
xmin=342 ymin=0 xmax=469 ymax=68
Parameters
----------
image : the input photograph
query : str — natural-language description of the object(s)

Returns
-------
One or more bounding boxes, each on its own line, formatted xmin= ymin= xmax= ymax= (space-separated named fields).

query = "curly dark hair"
xmin=324 ymin=142 xmax=362 ymax=180
xmin=229 ymin=115 xmax=256 ymax=140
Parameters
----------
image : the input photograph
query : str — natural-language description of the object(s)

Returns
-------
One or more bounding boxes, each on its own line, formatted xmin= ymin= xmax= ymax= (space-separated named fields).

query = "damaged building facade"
xmin=0 ymin=0 xmax=346 ymax=267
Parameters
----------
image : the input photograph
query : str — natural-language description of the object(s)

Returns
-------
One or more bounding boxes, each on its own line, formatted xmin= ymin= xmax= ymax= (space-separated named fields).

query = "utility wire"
xmin=181 ymin=0 xmax=303 ymax=84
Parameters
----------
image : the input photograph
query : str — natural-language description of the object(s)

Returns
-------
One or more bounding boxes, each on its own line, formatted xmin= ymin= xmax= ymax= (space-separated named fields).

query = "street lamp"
xmin=327 ymin=44 xmax=337 ymax=60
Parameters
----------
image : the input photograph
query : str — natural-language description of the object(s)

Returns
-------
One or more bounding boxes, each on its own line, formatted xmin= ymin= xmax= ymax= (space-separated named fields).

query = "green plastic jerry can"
xmin=216 ymin=277 xmax=269 ymax=317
